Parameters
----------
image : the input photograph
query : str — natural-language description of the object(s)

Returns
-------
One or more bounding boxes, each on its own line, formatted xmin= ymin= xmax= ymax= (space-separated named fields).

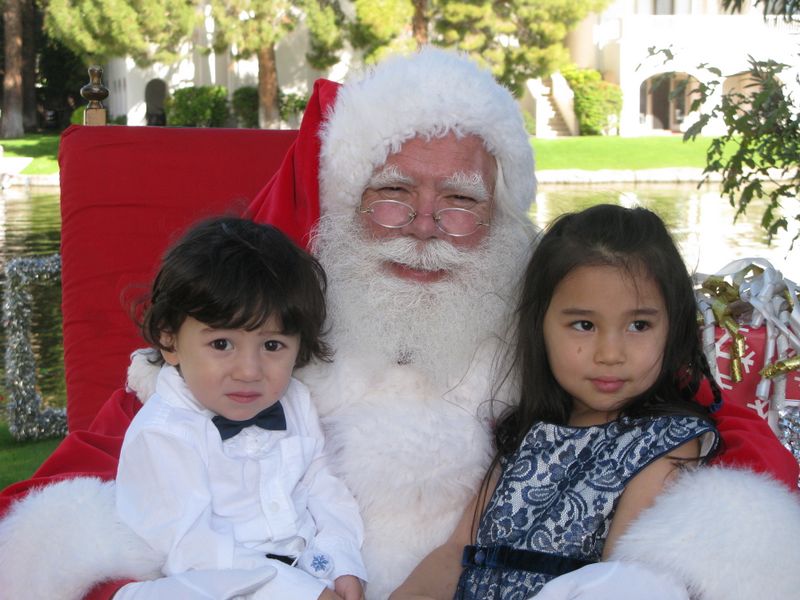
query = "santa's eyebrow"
xmin=367 ymin=165 xmax=414 ymax=188
xmin=442 ymin=172 xmax=490 ymax=202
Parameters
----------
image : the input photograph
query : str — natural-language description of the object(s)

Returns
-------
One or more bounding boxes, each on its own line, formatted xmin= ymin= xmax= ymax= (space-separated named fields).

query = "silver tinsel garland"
xmin=2 ymin=254 xmax=66 ymax=440
xmin=779 ymin=405 xmax=800 ymax=473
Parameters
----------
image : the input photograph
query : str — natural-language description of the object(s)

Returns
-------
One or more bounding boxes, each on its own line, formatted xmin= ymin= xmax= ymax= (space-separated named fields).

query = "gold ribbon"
xmin=719 ymin=315 xmax=745 ymax=383
xmin=699 ymin=275 xmax=749 ymax=384
xmin=760 ymin=355 xmax=800 ymax=379
xmin=701 ymin=277 xmax=740 ymax=306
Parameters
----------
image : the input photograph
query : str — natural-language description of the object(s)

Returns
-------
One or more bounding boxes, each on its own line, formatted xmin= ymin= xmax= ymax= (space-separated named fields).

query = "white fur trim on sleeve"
xmin=125 ymin=348 xmax=162 ymax=403
xmin=610 ymin=466 xmax=800 ymax=600
xmin=0 ymin=477 xmax=161 ymax=600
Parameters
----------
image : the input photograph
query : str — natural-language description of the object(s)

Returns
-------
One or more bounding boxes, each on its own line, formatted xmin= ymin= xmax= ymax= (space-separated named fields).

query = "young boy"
xmin=116 ymin=217 xmax=366 ymax=600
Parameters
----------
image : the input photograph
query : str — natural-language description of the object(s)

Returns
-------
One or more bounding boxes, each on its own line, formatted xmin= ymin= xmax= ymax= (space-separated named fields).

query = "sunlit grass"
xmin=0 ymin=418 xmax=62 ymax=490
xmin=1 ymin=133 xmax=60 ymax=174
xmin=532 ymin=135 xmax=716 ymax=171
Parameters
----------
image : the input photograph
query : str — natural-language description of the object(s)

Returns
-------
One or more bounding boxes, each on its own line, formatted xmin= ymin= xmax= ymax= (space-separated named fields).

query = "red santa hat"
xmin=246 ymin=78 xmax=339 ymax=251
xmin=247 ymin=47 xmax=536 ymax=249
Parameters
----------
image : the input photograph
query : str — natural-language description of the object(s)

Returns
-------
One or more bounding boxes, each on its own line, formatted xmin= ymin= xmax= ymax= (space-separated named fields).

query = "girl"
xmin=116 ymin=217 xmax=366 ymax=600
xmin=391 ymin=204 xmax=720 ymax=599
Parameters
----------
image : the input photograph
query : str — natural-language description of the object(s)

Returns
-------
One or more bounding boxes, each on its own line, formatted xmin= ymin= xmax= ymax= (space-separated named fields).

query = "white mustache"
xmin=368 ymin=236 xmax=472 ymax=271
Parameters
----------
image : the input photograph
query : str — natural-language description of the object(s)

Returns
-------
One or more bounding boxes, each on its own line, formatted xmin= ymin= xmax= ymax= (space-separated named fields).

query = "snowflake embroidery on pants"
xmin=311 ymin=554 xmax=330 ymax=573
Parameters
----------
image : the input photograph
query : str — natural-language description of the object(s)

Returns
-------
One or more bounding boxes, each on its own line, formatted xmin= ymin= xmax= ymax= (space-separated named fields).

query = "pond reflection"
xmin=534 ymin=183 xmax=800 ymax=281
xmin=0 ymin=185 xmax=797 ymax=411
xmin=0 ymin=189 xmax=63 ymax=408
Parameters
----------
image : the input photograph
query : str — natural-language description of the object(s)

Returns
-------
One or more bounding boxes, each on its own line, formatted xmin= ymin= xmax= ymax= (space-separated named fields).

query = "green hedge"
xmin=232 ymin=86 xmax=259 ymax=128
xmin=70 ymin=105 xmax=85 ymax=125
xmin=278 ymin=90 xmax=308 ymax=122
xmin=167 ymin=86 xmax=230 ymax=127
xmin=563 ymin=68 xmax=622 ymax=136
xmin=231 ymin=86 xmax=309 ymax=127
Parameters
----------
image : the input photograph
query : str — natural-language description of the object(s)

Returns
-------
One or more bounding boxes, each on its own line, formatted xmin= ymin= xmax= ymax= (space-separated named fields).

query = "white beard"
xmin=313 ymin=213 xmax=531 ymax=383
xmin=302 ymin=214 xmax=533 ymax=598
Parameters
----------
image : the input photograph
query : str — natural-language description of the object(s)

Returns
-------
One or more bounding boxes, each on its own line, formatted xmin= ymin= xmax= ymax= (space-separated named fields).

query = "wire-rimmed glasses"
xmin=358 ymin=199 xmax=490 ymax=237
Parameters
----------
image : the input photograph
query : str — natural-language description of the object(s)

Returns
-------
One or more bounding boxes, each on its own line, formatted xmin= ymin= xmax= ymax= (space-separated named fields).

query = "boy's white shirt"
xmin=115 ymin=365 xmax=366 ymax=597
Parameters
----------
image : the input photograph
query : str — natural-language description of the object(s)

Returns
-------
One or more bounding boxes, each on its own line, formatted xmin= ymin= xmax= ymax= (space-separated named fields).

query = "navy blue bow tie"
xmin=212 ymin=402 xmax=287 ymax=441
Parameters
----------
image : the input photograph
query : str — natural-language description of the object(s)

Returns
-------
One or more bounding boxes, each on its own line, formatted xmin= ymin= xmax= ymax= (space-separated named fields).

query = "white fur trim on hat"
xmin=611 ymin=466 xmax=800 ymax=600
xmin=0 ymin=477 xmax=161 ymax=599
xmin=319 ymin=47 xmax=535 ymax=222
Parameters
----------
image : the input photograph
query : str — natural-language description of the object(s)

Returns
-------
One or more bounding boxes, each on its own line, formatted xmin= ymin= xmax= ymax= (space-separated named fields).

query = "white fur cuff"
xmin=611 ymin=467 xmax=800 ymax=600
xmin=0 ymin=477 xmax=161 ymax=599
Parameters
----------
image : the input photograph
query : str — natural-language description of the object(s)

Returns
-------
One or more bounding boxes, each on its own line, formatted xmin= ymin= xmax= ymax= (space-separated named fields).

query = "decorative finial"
xmin=80 ymin=65 xmax=109 ymax=126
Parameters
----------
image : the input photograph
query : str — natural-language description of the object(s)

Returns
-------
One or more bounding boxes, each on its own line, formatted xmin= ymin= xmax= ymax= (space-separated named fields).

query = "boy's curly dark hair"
xmin=134 ymin=216 xmax=332 ymax=368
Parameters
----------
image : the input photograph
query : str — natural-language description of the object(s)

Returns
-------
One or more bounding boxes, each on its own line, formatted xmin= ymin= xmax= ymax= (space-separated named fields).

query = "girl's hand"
xmin=317 ymin=588 xmax=344 ymax=600
xmin=334 ymin=575 xmax=364 ymax=600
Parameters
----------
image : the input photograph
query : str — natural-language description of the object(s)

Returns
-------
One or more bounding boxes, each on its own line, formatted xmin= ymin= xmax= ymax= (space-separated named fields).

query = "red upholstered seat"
xmin=59 ymin=125 xmax=297 ymax=431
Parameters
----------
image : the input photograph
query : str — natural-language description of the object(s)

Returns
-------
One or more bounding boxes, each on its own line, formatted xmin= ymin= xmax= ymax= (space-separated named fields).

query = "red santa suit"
xmin=0 ymin=48 xmax=799 ymax=600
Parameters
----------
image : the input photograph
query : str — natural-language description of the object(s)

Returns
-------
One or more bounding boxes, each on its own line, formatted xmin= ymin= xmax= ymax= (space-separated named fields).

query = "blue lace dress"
xmin=455 ymin=415 xmax=717 ymax=600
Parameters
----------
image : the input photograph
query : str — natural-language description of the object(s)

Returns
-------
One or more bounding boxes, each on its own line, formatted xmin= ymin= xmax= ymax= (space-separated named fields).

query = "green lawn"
xmin=532 ymin=135 xmax=714 ymax=171
xmin=2 ymin=133 xmax=60 ymax=174
xmin=0 ymin=420 xmax=62 ymax=489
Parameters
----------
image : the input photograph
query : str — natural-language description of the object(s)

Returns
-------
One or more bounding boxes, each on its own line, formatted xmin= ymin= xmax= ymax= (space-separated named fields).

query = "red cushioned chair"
xmin=59 ymin=125 xmax=297 ymax=431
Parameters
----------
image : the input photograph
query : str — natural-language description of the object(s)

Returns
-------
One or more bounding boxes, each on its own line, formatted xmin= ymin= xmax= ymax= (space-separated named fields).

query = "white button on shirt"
xmin=116 ymin=366 xmax=366 ymax=598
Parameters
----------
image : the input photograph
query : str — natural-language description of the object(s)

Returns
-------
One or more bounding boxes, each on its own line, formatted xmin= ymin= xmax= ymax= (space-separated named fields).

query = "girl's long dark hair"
xmin=494 ymin=204 xmax=721 ymax=458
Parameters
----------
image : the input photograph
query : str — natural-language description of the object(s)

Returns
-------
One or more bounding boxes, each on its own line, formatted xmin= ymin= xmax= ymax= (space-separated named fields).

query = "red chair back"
xmin=59 ymin=125 xmax=297 ymax=431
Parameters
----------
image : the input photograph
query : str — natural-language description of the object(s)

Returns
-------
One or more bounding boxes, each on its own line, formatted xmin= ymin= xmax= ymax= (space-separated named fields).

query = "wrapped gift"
xmin=712 ymin=326 xmax=800 ymax=421
xmin=696 ymin=258 xmax=800 ymax=437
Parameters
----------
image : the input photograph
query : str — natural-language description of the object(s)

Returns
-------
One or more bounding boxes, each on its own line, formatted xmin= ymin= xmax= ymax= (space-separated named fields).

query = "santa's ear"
xmin=159 ymin=332 xmax=179 ymax=366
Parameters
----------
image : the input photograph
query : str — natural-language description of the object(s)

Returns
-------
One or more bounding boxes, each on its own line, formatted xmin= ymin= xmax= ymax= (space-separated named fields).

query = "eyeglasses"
xmin=358 ymin=199 xmax=490 ymax=237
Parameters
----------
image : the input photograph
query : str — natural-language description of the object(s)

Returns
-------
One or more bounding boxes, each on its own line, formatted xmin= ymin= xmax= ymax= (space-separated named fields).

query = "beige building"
xmin=561 ymin=0 xmax=800 ymax=136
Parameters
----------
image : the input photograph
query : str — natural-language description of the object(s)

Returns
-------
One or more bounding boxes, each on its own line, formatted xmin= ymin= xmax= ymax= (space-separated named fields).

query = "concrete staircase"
xmin=522 ymin=75 xmax=577 ymax=138
xmin=542 ymin=94 xmax=573 ymax=137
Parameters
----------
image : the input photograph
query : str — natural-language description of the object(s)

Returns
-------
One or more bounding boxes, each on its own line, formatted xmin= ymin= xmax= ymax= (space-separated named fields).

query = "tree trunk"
xmin=412 ymin=0 xmax=428 ymax=46
xmin=2 ymin=0 xmax=25 ymax=138
xmin=257 ymin=45 xmax=280 ymax=129
xmin=22 ymin=0 xmax=37 ymax=131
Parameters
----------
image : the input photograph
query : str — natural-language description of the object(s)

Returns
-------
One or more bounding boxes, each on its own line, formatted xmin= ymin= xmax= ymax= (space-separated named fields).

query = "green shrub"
xmin=232 ymin=86 xmax=259 ymax=128
xmin=70 ymin=105 xmax=86 ymax=125
xmin=167 ymin=86 xmax=230 ymax=127
xmin=231 ymin=87 xmax=308 ymax=127
xmin=278 ymin=90 xmax=308 ymax=122
xmin=563 ymin=68 xmax=622 ymax=136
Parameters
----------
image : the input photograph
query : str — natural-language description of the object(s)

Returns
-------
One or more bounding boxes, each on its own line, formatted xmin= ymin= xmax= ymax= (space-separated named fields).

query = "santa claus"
xmin=0 ymin=48 xmax=798 ymax=600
